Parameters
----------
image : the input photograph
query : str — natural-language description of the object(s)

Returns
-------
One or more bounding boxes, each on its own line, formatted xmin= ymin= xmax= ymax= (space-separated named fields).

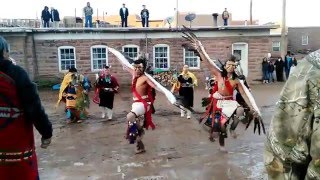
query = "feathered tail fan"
xmin=181 ymin=43 xmax=202 ymax=61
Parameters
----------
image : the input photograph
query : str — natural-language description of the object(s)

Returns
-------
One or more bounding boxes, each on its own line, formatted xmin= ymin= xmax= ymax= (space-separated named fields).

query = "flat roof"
xmin=0 ymin=25 xmax=279 ymax=33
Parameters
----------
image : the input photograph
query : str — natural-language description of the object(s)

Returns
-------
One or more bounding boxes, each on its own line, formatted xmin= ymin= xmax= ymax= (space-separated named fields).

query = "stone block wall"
xmin=1 ymin=31 xmax=278 ymax=87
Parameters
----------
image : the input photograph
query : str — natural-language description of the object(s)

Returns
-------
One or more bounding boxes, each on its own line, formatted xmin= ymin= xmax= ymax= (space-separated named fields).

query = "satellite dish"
xmin=166 ymin=17 xmax=174 ymax=28
xmin=185 ymin=13 xmax=196 ymax=21
xmin=185 ymin=13 xmax=196 ymax=28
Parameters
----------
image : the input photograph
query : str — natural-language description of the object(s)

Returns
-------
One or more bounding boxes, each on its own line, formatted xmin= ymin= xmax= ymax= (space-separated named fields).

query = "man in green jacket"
xmin=265 ymin=49 xmax=320 ymax=179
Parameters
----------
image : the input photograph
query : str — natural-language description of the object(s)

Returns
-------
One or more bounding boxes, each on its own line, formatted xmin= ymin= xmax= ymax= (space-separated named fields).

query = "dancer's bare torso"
xmin=215 ymin=76 xmax=238 ymax=96
xmin=133 ymin=75 xmax=149 ymax=98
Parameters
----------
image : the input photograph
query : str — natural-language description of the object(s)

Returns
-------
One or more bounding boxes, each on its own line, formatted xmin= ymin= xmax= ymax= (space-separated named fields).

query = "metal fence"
xmin=0 ymin=19 xmax=41 ymax=28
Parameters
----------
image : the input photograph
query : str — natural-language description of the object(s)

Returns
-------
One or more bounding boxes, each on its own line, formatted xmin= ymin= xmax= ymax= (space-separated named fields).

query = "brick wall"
xmin=270 ymin=36 xmax=281 ymax=58
xmin=2 ymin=34 xmax=36 ymax=79
xmin=32 ymin=36 xmax=271 ymax=86
xmin=2 ymin=30 xmax=277 ymax=86
xmin=288 ymin=27 xmax=320 ymax=53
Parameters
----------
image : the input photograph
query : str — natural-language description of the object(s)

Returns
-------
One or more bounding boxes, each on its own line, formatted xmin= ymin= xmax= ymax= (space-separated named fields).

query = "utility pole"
xmin=75 ymin=8 xmax=77 ymax=28
xmin=97 ymin=8 xmax=99 ymax=20
xmin=280 ymin=0 xmax=287 ymax=58
xmin=250 ymin=0 xmax=253 ymax=25
xmin=36 ymin=12 xmax=39 ymax=28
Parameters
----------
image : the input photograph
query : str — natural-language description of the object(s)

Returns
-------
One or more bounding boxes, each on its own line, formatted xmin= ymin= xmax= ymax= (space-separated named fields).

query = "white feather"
xmin=239 ymin=80 xmax=261 ymax=116
xmin=235 ymin=64 xmax=261 ymax=116
xmin=198 ymin=42 xmax=222 ymax=72
xmin=108 ymin=47 xmax=134 ymax=71
xmin=145 ymin=73 xmax=177 ymax=104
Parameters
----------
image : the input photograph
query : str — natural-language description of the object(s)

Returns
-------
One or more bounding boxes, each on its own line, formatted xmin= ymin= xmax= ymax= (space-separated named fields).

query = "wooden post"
xmin=75 ymin=8 xmax=77 ymax=28
xmin=97 ymin=8 xmax=99 ymax=20
xmin=250 ymin=0 xmax=253 ymax=25
xmin=176 ymin=0 xmax=179 ymax=28
xmin=280 ymin=0 xmax=287 ymax=58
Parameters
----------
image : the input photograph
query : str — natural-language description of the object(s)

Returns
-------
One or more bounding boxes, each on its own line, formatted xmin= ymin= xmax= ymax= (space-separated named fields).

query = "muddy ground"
xmin=34 ymin=82 xmax=285 ymax=180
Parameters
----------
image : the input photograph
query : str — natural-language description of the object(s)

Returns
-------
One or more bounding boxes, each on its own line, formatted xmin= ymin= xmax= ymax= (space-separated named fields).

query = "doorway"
xmin=232 ymin=43 xmax=249 ymax=77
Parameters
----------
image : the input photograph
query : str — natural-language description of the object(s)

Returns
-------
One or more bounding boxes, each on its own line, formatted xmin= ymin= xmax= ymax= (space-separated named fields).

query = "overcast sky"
xmin=0 ymin=0 xmax=318 ymax=27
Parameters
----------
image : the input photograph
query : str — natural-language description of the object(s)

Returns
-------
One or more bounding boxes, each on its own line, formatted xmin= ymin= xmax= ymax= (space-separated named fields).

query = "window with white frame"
xmin=122 ymin=45 xmax=139 ymax=59
xmin=184 ymin=48 xmax=200 ymax=68
xmin=58 ymin=46 xmax=76 ymax=71
xmin=153 ymin=44 xmax=170 ymax=69
xmin=302 ymin=35 xmax=308 ymax=45
xmin=272 ymin=41 xmax=280 ymax=52
xmin=91 ymin=45 xmax=108 ymax=71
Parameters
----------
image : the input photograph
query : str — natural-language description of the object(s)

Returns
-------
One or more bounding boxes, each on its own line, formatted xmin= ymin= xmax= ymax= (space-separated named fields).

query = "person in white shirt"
xmin=50 ymin=7 xmax=60 ymax=28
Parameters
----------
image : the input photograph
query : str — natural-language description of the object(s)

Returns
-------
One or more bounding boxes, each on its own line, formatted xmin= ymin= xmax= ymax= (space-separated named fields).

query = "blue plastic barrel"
xmin=52 ymin=84 xmax=61 ymax=90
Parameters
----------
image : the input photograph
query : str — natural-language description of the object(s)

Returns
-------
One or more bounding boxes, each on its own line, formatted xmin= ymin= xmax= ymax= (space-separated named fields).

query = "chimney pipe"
xmin=212 ymin=13 xmax=219 ymax=27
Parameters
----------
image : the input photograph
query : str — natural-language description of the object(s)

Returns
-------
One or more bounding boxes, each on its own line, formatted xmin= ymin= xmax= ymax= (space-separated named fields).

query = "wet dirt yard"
xmin=35 ymin=82 xmax=285 ymax=180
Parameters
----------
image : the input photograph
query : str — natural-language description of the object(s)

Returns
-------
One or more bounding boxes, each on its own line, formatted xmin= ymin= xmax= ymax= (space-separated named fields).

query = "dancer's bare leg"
xmin=135 ymin=135 xmax=146 ymax=154
xmin=209 ymin=116 xmax=219 ymax=142
xmin=219 ymin=125 xmax=227 ymax=152
xmin=126 ymin=112 xmax=136 ymax=123
xmin=209 ymin=128 xmax=215 ymax=142
xmin=127 ymin=112 xmax=146 ymax=154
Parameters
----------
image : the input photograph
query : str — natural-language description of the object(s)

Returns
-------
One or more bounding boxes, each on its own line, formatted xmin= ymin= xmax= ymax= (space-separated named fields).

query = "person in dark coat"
xmin=274 ymin=57 xmax=285 ymax=82
xmin=119 ymin=3 xmax=129 ymax=27
xmin=140 ymin=5 xmax=149 ymax=27
xmin=0 ymin=36 xmax=52 ymax=179
xmin=41 ymin=6 xmax=51 ymax=28
xmin=262 ymin=58 xmax=269 ymax=83
xmin=95 ymin=66 xmax=119 ymax=120
xmin=176 ymin=65 xmax=198 ymax=119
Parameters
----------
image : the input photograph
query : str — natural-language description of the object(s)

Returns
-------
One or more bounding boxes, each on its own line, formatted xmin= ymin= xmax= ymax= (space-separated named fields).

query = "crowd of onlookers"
xmin=41 ymin=2 xmax=231 ymax=28
xmin=41 ymin=2 xmax=150 ymax=28
xmin=41 ymin=6 xmax=61 ymax=28
xmin=262 ymin=51 xmax=298 ymax=84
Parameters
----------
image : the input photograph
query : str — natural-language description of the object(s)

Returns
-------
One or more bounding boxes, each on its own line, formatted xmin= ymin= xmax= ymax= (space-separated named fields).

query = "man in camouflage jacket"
xmin=265 ymin=50 xmax=320 ymax=179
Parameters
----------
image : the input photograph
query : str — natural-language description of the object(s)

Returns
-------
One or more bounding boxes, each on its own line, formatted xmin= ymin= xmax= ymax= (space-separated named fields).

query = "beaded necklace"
xmin=104 ymin=75 xmax=111 ymax=83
